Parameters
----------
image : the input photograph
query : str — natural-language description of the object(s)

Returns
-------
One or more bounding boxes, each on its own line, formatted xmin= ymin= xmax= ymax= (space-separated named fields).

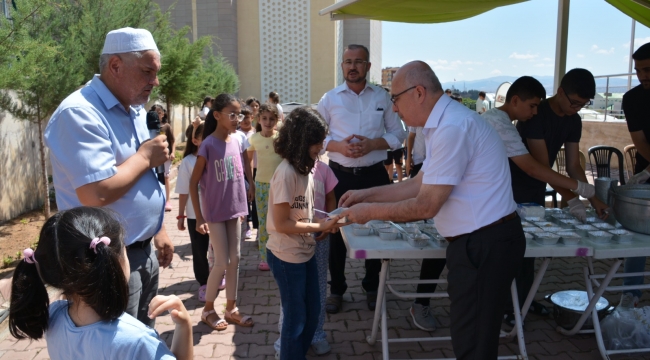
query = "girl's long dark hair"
xmin=274 ymin=107 xmax=328 ymax=176
xmin=183 ymin=122 xmax=204 ymax=158
xmin=203 ymin=93 xmax=238 ymax=140
xmin=9 ymin=207 xmax=129 ymax=340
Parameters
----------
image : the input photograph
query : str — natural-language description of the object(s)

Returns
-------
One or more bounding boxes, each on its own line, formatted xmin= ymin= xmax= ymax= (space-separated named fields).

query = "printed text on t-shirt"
xmin=291 ymin=195 xmax=310 ymax=210
xmin=213 ymin=155 xmax=243 ymax=182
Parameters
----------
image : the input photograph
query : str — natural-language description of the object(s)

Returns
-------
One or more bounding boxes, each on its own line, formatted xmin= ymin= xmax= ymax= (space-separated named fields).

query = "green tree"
xmin=0 ymin=0 xmax=152 ymax=217
xmin=150 ymin=6 xmax=212 ymax=116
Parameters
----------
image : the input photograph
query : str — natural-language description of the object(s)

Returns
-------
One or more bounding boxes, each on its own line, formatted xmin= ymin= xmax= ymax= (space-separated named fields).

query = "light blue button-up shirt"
xmin=44 ymin=75 xmax=164 ymax=245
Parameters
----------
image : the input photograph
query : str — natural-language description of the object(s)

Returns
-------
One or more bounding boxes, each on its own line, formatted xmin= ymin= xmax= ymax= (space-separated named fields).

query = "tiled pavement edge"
xmin=1 ymin=176 xmax=650 ymax=358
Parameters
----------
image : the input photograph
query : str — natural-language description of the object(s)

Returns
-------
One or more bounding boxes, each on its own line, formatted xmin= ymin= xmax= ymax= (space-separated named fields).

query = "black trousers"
xmin=446 ymin=216 xmax=526 ymax=360
xmin=187 ymin=218 xmax=210 ymax=286
xmin=415 ymin=258 xmax=447 ymax=306
xmin=250 ymin=168 xmax=259 ymax=229
xmin=329 ymin=162 xmax=391 ymax=296
xmin=409 ymin=163 xmax=423 ymax=178
xmin=506 ymin=189 xmax=545 ymax=313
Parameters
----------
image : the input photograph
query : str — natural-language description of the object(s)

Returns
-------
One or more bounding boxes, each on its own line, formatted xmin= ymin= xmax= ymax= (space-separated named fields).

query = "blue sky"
xmin=382 ymin=0 xmax=650 ymax=83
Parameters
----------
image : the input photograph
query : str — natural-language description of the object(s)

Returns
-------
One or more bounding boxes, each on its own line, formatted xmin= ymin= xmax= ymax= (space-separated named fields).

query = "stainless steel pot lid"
xmin=549 ymin=290 xmax=609 ymax=312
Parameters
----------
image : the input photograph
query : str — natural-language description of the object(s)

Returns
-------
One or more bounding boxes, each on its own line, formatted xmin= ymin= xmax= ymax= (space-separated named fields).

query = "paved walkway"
xmin=0 ymin=187 xmax=649 ymax=359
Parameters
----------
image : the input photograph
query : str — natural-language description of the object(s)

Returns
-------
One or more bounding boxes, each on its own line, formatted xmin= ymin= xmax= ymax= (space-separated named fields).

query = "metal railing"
xmin=591 ymin=72 xmax=636 ymax=121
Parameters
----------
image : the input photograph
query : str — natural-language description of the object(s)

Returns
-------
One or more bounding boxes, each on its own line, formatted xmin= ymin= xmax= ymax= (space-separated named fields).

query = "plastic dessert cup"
xmin=558 ymin=219 xmax=581 ymax=229
xmin=378 ymin=228 xmax=399 ymax=240
xmin=609 ymin=229 xmax=634 ymax=243
xmin=573 ymin=224 xmax=597 ymax=236
xmin=556 ymin=231 xmax=581 ymax=246
xmin=352 ymin=224 xmax=372 ymax=236
xmin=587 ymin=230 xmax=613 ymax=244
xmin=534 ymin=221 xmax=556 ymax=228
xmin=533 ymin=232 xmax=561 ymax=246
xmin=407 ymin=233 xmax=431 ymax=248
xmin=430 ymin=233 xmax=449 ymax=248
xmin=592 ymin=222 xmax=615 ymax=230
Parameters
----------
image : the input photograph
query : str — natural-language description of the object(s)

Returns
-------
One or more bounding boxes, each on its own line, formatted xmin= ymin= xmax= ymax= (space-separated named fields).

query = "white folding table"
xmin=341 ymin=226 xmax=595 ymax=360
xmin=552 ymin=231 xmax=650 ymax=360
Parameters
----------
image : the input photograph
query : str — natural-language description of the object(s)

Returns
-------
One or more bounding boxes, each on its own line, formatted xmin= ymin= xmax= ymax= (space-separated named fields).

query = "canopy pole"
xmin=628 ymin=19 xmax=636 ymax=90
xmin=553 ymin=0 xmax=570 ymax=92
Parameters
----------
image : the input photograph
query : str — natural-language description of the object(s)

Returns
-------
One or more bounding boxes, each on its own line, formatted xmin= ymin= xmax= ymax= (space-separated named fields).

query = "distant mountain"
xmin=441 ymin=75 xmax=639 ymax=94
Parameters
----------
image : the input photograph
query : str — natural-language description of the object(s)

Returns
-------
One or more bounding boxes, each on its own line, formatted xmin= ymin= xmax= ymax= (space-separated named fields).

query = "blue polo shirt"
xmin=44 ymin=75 xmax=164 ymax=245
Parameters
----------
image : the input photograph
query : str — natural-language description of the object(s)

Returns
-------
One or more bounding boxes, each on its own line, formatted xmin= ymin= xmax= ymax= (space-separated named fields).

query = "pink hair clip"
xmin=23 ymin=248 xmax=37 ymax=264
xmin=89 ymin=237 xmax=111 ymax=253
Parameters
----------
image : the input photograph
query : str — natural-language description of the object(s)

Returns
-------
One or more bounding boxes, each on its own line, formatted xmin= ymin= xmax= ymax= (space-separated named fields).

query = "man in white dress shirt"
xmin=340 ymin=61 xmax=525 ymax=359
xmin=317 ymin=44 xmax=406 ymax=313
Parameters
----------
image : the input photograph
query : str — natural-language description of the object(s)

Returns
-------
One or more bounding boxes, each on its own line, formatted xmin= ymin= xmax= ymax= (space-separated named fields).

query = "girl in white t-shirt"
xmin=176 ymin=121 xmax=216 ymax=303
xmin=266 ymin=107 xmax=342 ymax=360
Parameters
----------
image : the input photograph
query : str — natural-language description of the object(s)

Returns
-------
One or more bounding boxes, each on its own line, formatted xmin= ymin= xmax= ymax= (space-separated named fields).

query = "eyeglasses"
xmin=390 ymin=86 xmax=422 ymax=104
xmin=342 ymin=60 xmax=368 ymax=67
xmin=563 ymin=90 xmax=590 ymax=109
xmin=220 ymin=112 xmax=245 ymax=122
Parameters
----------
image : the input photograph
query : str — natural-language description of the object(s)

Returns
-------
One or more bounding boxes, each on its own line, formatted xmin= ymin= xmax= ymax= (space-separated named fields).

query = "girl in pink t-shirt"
xmin=190 ymin=94 xmax=255 ymax=332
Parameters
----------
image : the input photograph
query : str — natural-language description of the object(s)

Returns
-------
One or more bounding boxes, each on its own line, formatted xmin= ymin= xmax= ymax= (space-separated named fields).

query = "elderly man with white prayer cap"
xmin=44 ymin=27 xmax=172 ymax=327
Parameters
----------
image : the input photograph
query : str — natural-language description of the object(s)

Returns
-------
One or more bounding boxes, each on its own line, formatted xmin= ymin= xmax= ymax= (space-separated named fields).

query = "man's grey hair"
xmin=344 ymin=44 xmax=370 ymax=61
xmin=98 ymin=51 xmax=151 ymax=72
xmin=403 ymin=61 xmax=442 ymax=93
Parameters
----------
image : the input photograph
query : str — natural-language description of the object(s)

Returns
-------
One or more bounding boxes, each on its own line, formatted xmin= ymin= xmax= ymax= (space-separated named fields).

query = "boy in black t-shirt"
xmin=617 ymin=43 xmax=650 ymax=310
xmin=515 ymin=68 xmax=609 ymax=220
xmin=623 ymin=42 xmax=650 ymax=185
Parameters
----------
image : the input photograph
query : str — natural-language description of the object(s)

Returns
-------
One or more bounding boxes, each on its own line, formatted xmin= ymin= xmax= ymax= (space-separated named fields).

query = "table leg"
xmin=584 ymin=266 xmax=610 ymax=360
xmin=507 ymin=258 xmax=551 ymax=338
xmin=381 ymin=288 xmax=389 ymax=360
xmin=367 ymin=259 xmax=389 ymax=346
xmin=509 ymin=279 xmax=528 ymax=359
xmin=557 ymin=259 xmax=622 ymax=336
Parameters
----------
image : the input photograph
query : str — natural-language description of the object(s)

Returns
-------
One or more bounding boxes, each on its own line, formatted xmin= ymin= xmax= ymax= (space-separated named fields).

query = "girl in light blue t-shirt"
xmin=9 ymin=207 xmax=193 ymax=360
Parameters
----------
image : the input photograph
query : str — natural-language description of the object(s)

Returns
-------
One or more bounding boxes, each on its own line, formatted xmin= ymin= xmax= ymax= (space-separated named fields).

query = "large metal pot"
xmin=609 ymin=184 xmax=650 ymax=235
xmin=545 ymin=290 xmax=614 ymax=330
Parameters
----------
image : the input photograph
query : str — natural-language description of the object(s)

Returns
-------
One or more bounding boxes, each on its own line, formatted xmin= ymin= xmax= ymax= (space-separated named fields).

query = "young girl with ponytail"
xmin=9 ymin=206 xmax=193 ymax=360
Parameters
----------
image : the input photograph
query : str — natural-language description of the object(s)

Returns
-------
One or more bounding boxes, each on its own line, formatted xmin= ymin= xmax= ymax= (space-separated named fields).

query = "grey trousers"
xmin=126 ymin=240 xmax=159 ymax=328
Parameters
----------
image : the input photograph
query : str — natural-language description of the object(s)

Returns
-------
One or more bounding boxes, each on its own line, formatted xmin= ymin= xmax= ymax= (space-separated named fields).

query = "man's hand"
xmin=350 ymin=135 xmax=377 ymax=157
xmin=177 ymin=217 xmax=185 ymax=231
xmin=154 ymin=226 xmax=174 ymax=268
xmin=573 ymin=181 xmax=596 ymax=199
xmin=589 ymin=196 xmax=610 ymax=220
xmin=341 ymin=203 xmax=374 ymax=225
xmin=138 ymin=134 xmax=169 ymax=168
xmin=567 ymin=197 xmax=587 ymax=222
xmin=330 ymin=135 xmax=358 ymax=158
xmin=628 ymin=169 xmax=650 ymax=185
xmin=339 ymin=189 xmax=368 ymax=208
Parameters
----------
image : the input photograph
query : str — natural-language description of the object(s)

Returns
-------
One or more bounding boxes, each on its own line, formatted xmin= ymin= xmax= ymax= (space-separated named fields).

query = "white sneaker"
xmin=618 ymin=292 xmax=639 ymax=309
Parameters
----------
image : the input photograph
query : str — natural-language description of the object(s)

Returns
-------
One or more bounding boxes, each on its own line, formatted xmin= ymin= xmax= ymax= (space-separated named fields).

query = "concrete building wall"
xmin=368 ymin=20 xmax=382 ymax=84
xmin=237 ymin=0 xmax=261 ymax=100
xmin=155 ymin=0 xmax=238 ymax=73
xmin=0 ymin=98 xmax=47 ymax=222
xmin=341 ymin=18 xmax=382 ymax=84
xmin=310 ymin=0 xmax=337 ymax=104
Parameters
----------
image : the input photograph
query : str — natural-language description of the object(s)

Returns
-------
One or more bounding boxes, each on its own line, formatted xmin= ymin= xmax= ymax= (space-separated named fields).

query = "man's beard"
xmin=345 ymin=74 xmax=366 ymax=84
